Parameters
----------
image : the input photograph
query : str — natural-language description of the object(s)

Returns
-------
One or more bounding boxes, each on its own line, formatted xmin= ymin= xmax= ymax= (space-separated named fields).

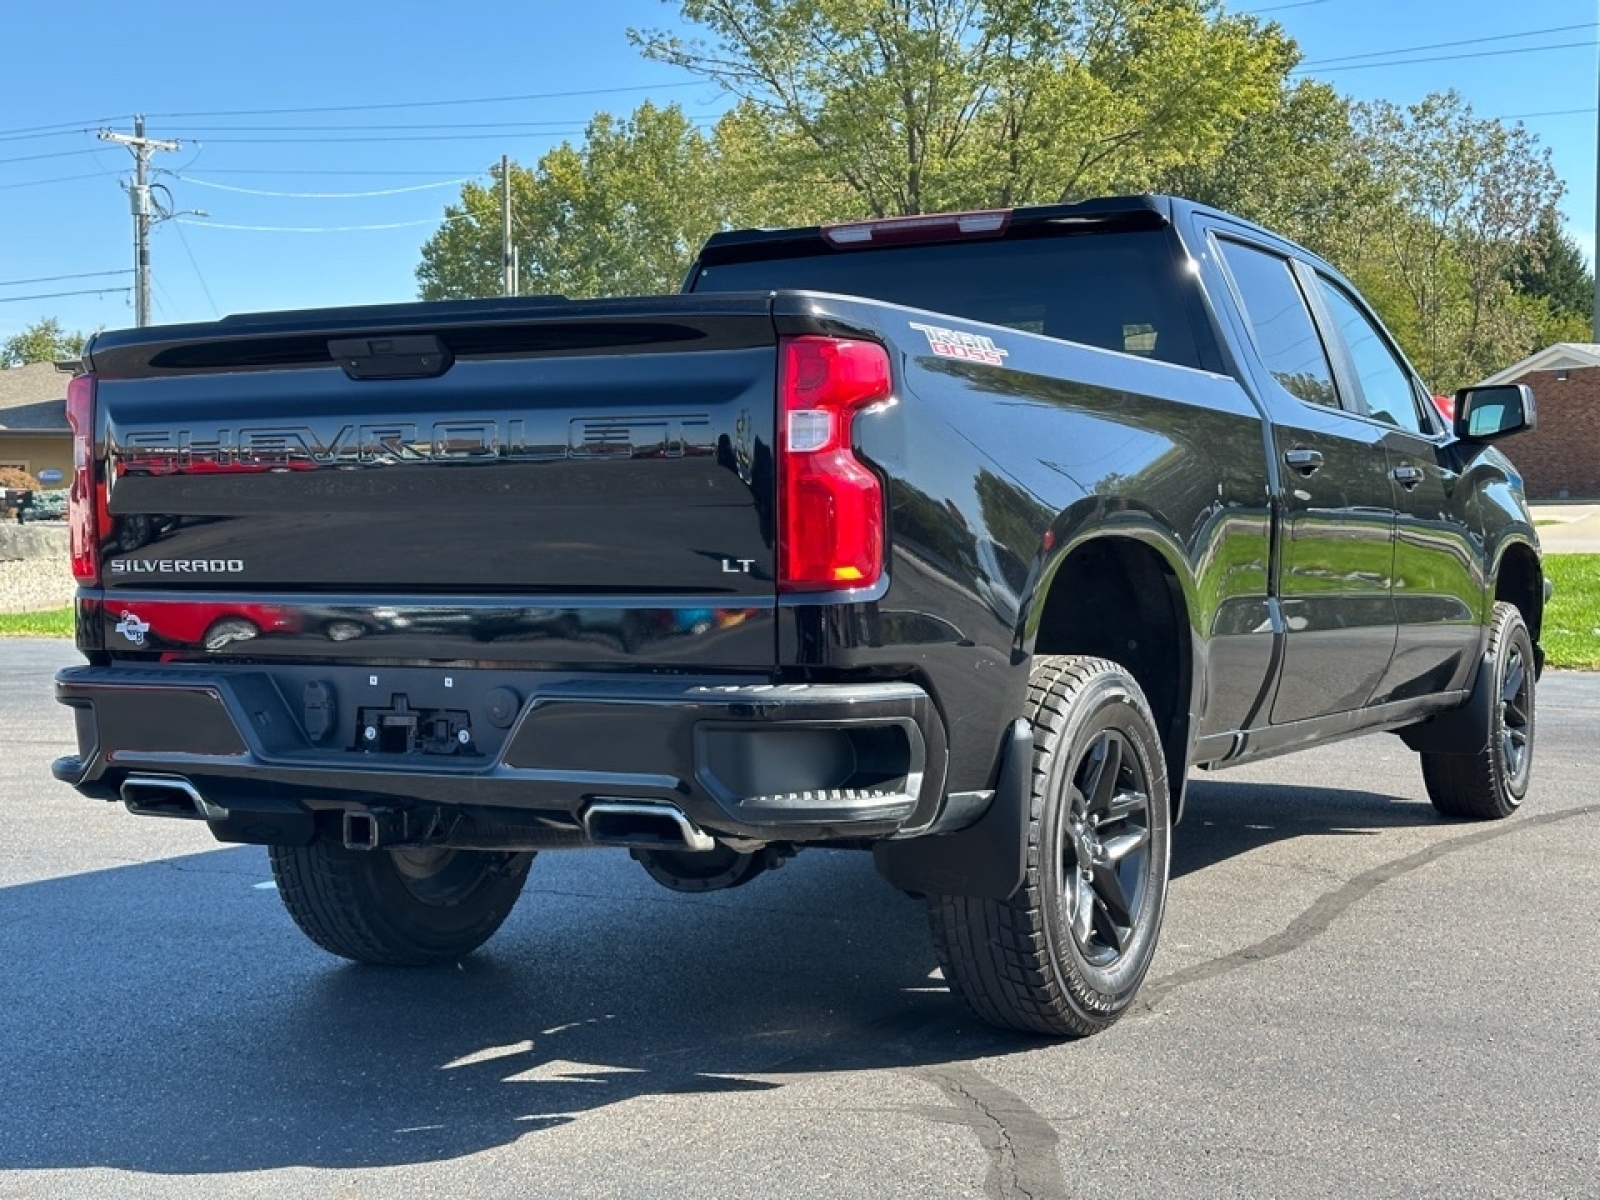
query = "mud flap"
xmin=1397 ymin=651 xmax=1494 ymax=756
xmin=873 ymin=719 xmax=1032 ymax=901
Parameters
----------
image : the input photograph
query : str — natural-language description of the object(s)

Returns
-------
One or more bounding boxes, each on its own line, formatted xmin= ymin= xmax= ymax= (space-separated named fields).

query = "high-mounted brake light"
xmin=65 ymin=373 xmax=100 ymax=586
xmin=821 ymin=209 xmax=1012 ymax=248
xmin=778 ymin=336 xmax=891 ymax=591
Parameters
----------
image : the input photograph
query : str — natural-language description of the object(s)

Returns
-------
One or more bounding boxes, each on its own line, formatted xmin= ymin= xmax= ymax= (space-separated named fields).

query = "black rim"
xmin=1500 ymin=640 xmax=1532 ymax=784
xmin=1058 ymin=728 xmax=1153 ymax=968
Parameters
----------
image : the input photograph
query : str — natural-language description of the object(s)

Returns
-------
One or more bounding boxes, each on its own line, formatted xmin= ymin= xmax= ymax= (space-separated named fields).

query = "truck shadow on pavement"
xmin=1173 ymin=775 xmax=1444 ymax=879
xmin=0 ymin=778 xmax=1443 ymax=1175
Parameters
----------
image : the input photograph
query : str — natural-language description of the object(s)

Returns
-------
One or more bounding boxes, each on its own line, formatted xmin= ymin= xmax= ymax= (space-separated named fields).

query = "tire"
xmin=927 ymin=656 xmax=1171 ymax=1037
xmin=269 ymin=840 xmax=533 ymax=966
xmin=1420 ymin=601 xmax=1535 ymax=820
xmin=115 ymin=513 xmax=153 ymax=553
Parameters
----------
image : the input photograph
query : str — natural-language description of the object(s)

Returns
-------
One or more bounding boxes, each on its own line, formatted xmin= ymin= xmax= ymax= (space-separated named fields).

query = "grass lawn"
xmin=0 ymin=607 xmax=73 ymax=638
xmin=1542 ymin=555 xmax=1600 ymax=671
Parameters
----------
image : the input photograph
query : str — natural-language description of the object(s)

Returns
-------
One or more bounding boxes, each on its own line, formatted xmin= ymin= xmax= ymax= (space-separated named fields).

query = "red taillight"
xmin=777 ymin=336 xmax=891 ymax=591
xmin=65 ymin=373 xmax=100 ymax=586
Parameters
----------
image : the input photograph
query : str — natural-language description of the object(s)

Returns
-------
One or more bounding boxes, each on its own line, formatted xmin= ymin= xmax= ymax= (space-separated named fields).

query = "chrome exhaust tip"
xmin=580 ymin=800 xmax=716 ymax=853
xmin=120 ymin=775 xmax=230 ymax=822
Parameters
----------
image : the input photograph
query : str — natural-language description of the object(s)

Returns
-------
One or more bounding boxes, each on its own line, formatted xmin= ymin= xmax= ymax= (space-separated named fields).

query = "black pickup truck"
xmin=52 ymin=195 xmax=1543 ymax=1037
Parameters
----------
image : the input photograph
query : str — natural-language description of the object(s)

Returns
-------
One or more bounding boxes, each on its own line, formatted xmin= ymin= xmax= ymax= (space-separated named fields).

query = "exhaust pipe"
xmin=581 ymin=800 xmax=716 ymax=853
xmin=121 ymin=775 xmax=230 ymax=822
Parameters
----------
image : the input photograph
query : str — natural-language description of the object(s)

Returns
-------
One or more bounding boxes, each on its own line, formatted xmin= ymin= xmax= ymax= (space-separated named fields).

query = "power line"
xmin=1298 ymin=21 xmax=1596 ymax=67
xmin=1295 ymin=39 xmax=1596 ymax=73
xmin=0 ymin=171 xmax=106 ymax=192
xmin=147 ymin=80 xmax=709 ymax=120
xmin=169 ymin=220 xmax=220 ymax=319
xmin=173 ymin=209 xmax=479 ymax=234
xmin=1244 ymin=0 xmax=1330 ymax=12
xmin=0 ymin=269 xmax=132 ymax=288
xmin=176 ymin=217 xmax=448 ymax=233
xmin=172 ymin=129 xmax=625 ymax=145
xmin=0 ymin=286 xmax=132 ymax=305
xmin=171 ymin=125 xmax=718 ymax=147
xmin=150 ymin=272 xmax=178 ymax=325
xmin=163 ymin=117 xmax=718 ymax=133
xmin=172 ymin=175 xmax=482 ymax=198
xmin=0 ymin=115 xmax=133 ymax=140
xmin=165 ymin=168 xmax=489 ymax=177
xmin=0 ymin=147 xmax=103 ymax=167
xmin=1500 ymin=107 xmax=1596 ymax=120
xmin=0 ymin=126 xmax=99 ymax=145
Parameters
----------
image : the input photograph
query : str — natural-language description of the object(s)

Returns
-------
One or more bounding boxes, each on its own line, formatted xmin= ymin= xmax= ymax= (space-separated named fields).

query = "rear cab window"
xmin=691 ymin=228 xmax=1210 ymax=372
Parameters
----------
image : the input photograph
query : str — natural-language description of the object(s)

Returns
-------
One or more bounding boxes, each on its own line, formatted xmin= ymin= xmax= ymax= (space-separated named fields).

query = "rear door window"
xmin=1215 ymin=239 xmax=1340 ymax=409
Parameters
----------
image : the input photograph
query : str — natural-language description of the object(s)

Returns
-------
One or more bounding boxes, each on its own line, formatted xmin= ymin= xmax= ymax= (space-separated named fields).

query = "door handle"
xmin=1284 ymin=448 xmax=1324 ymax=476
xmin=1391 ymin=464 xmax=1424 ymax=491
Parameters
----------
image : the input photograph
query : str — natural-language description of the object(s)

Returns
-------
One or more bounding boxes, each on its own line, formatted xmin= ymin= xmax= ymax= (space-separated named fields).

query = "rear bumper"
xmin=53 ymin=663 xmax=945 ymax=845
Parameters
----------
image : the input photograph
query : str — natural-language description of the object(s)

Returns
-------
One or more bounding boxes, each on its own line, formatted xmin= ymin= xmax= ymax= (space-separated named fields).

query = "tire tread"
xmin=927 ymin=655 xmax=1166 ymax=1037
xmin=269 ymin=840 xmax=529 ymax=966
xmin=1420 ymin=601 xmax=1532 ymax=822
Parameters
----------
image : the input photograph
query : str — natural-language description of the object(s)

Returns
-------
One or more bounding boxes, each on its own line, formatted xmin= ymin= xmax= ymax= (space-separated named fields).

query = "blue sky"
xmin=1 ymin=0 xmax=1595 ymax=343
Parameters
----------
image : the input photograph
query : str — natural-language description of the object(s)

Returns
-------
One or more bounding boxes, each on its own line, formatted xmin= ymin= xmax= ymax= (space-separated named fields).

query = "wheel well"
xmin=1032 ymin=538 xmax=1192 ymax=814
xmin=1494 ymin=543 xmax=1543 ymax=645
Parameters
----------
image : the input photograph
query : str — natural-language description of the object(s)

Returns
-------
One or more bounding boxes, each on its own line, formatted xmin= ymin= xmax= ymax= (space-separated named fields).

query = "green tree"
xmin=1339 ymin=92 xmax=1565 ymax=389
xmin=417 ymin=102 xmax=730 ymax=300
xmin=633 ymin=0 xmax=1298 ymax=215
xmin=1155 ymin=80 xmax=1368 ymax=255
xmin=1509 ymin=209 xmax=1594 ymax=326
xmin=1 ymin=317 xmax=86 ymax=368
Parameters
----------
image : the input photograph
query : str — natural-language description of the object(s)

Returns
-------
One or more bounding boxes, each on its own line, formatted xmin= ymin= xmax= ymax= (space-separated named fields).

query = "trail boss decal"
xmin=909 ymin=322 xmax=1010 ymax=367
xmin=114 ymin=611 xmax=150 ymax=645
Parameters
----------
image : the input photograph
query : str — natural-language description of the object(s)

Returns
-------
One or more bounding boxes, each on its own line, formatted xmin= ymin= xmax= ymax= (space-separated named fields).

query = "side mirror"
xmin=1453 ymin=383 xmax=1534 ymax=443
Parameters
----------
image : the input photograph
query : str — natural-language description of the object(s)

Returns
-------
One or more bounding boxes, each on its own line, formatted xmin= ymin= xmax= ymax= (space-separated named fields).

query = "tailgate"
xmin=85 ymin=296 xmax=780 ymax=665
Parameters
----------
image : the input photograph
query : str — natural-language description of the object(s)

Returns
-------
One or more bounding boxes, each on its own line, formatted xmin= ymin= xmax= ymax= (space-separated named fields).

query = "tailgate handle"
xmin=329 ymin=334 xmax=453 ymax=380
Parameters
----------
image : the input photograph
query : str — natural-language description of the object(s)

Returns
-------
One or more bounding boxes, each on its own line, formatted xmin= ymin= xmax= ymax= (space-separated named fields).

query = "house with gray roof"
xmin=1479 ymin=343 xmax=1600 ymax=500
xmin=0 ymin=361 xmax=72 ymax=486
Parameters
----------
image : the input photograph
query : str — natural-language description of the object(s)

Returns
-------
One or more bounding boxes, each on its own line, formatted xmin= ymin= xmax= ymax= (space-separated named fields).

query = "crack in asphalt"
xmin=917 ymin=1065 xmax=1068 ymax=1200
xmin=735 ymin=1009 xmax=1069 ymax=1198
xmin=1139 ymin=803 xmax=1600 ymax=1013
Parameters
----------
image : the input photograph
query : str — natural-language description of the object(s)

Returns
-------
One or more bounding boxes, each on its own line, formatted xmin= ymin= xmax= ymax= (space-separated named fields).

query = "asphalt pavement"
xmin=2 ymin=637 xmax=1597 ymax=1199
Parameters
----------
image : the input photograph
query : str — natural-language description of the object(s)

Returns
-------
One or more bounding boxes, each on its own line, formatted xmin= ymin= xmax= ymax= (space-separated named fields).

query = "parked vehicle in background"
xmin=1 ymin=488 xmax=39 ymax=524
xmin=51 ymin=195 xmax=1544 ymax=1037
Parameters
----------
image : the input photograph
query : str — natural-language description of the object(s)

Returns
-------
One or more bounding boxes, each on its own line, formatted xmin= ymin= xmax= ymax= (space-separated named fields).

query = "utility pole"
xmin=99 ymin=116 xmax=180 ymax=327
xmin=501 ymin=154 xmax=517 ymax=298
